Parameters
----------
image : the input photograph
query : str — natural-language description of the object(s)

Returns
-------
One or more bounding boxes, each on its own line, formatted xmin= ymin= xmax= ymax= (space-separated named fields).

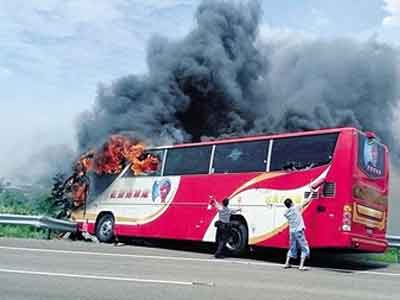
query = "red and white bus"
xmin=72 ymin=127 xmax=389 ymax=253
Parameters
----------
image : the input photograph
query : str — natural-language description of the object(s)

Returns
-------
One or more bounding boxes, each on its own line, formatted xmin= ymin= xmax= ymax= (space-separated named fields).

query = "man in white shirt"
xmin=283 ymin=196 xmax=311 ymax=270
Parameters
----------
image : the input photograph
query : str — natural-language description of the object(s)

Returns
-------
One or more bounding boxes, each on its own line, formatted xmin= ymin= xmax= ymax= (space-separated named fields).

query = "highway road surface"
xmin=0 ymin=238 xmax=399 ymax=300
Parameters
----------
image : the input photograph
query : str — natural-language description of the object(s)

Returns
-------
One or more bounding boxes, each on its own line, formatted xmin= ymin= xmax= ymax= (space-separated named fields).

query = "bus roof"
xmin=153 ymin=127 xmax=361 ymax=149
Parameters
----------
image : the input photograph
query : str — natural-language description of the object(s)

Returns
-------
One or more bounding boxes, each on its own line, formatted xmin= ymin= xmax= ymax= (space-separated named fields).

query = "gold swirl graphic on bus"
xmin=248 ymin=202 xmax=312 ymax=245
xmin=115 ymin=203 xmax=170 ymax=224
xmin=72 ymin=203 xmax=172 ymax=225
xmin=244 ymin=168 xmax=330 ymax=245
xmin=229 ymin=171 xmax=285 ymax=199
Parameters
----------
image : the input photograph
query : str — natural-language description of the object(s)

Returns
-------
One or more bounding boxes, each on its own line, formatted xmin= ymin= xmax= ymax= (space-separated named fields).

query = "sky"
xmin=0 ymin=0 xmax=400 ymax=175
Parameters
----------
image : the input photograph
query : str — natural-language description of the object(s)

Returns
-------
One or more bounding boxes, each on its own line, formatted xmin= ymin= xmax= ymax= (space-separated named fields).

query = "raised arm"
xmin=306 ymin=189 xmax=314 ymax=201
xmin=212 ymin=199 xmax=223 ymax=211
xmin=230 ymin=207 xmax=242 ymax=214
xmin=300 ymin=186 xmax=316 ymax=209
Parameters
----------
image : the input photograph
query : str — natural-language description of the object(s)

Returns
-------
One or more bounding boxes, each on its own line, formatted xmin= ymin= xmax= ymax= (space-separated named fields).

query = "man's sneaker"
xmin=299 ymin=266 xmax=309 ymax=271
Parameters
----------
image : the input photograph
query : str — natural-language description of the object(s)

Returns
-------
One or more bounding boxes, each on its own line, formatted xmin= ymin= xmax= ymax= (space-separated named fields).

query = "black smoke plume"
xmin=77 ymin=0 xmax=400 ymax=157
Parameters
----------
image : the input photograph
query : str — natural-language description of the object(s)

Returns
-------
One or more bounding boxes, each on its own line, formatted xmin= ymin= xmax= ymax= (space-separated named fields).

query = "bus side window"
xmin=213 ymin=140 xmax=268 ymax=174
xmin=123 ymin=150 xmax=164 ymax=177
xmin=270 ymin=134 xmax=338 ymax=172
xmin=141 ymin=150 xmax=163 ymax=176
xmin=164 ymin=146 xmax=212 ymax=176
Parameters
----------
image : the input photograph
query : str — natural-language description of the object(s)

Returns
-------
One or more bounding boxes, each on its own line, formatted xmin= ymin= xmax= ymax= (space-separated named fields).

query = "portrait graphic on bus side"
xmin=152 ymin=178 xmax=172 ymax=203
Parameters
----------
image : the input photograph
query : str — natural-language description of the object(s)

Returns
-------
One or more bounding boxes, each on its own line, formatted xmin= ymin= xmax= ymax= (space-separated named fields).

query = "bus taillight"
xmin=342 ymin=205 xmax=352 ymax=231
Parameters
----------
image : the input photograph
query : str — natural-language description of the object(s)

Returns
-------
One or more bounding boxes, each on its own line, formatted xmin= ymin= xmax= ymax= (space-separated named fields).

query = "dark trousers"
xmin=214 ymin=223 xmax=231 ymax=257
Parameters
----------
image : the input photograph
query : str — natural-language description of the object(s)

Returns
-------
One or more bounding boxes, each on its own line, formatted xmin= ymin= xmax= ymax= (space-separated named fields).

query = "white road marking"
xmin=0 ymin=245 xmax=281 ymax=267
xmin=355 ymin=271 xmax=400 ymax=277
xmin=0 ymin=268 xmax=213 ymax=286
xmin=0 ymin=245 xmax=399 ymax=278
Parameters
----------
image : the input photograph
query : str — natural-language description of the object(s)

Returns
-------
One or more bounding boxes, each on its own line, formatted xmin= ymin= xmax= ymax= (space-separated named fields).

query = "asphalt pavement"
xmin=0 ymin=238 xmax=399 ymax=300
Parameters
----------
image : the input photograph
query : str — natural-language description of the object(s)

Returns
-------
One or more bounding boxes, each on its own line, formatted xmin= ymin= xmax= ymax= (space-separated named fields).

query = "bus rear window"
xmin=270 ymin=133 xmax=338 ymax=171
xmin=358 ymin=134 xmax=385 ymax=178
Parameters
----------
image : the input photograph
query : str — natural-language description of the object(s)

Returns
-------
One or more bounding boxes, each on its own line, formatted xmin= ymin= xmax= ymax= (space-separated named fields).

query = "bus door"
xmin=161 ymin=145 xmax=213 ymax=240
xmin=110 ymin=149 xmax=165 ymax=237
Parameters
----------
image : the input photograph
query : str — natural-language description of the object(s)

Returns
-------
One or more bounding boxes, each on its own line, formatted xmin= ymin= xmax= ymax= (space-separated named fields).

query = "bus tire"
xmin=96 ymin=214 xmax=115 ymax=243
xmin=226 ymin=220 xmax=248 ymax=256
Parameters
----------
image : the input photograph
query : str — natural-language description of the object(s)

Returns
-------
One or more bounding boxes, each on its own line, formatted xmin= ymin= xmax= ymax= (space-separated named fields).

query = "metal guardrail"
xmin=0 ymin=214 xmax=77 ymax=232
xmin=387 ymin=235 xmax=400 ymax=248
xmin=0 ymin=213 xmax=398 ymax=248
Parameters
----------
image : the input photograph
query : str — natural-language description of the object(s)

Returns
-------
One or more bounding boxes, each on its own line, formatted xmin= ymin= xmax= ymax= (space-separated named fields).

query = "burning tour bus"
xmin=69 ymin=127 xmax=389 ymax=255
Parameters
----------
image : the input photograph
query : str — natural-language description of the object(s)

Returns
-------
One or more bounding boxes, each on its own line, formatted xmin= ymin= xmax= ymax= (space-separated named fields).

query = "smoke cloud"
xmin=255 ymin=35 xmax=400 ymax=154
xmin=6 ymin=144 xmax=76 ymax=187
xmin=77 ymin=0 xmax=400 ymax=158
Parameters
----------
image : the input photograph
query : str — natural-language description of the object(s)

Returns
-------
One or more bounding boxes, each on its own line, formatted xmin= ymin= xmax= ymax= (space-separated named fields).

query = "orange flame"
xmin=67 ymin=135 xmax=161 ymax=208
xmin=94 ymin=135 xmax=128 ymax=175
xmin=76 ymin=134 xmax=160 ymax=176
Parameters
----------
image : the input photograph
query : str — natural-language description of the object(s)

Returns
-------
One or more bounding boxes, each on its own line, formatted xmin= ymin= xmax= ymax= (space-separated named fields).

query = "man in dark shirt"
xmin=211 ymin=198 xmax=241 ymax=258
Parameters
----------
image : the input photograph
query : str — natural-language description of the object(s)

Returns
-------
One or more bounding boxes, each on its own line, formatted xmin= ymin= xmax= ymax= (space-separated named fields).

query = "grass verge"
xmin=0 ymin=225 xmax=49 ymax=239
xmin=367 ymin=248 xmax=399 ymax=264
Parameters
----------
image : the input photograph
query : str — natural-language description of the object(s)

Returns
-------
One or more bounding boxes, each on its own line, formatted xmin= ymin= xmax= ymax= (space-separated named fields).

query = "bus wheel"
xmin=226 ymin=221 xmax=248 ymax=256
xmin=96 ymin=214 xmax=115 ymax=243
